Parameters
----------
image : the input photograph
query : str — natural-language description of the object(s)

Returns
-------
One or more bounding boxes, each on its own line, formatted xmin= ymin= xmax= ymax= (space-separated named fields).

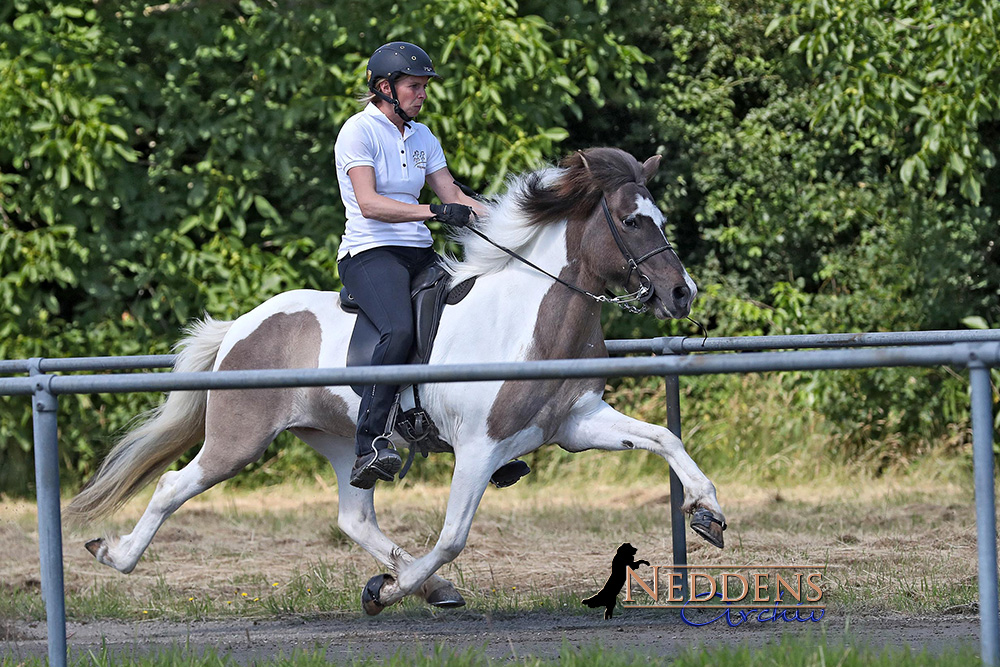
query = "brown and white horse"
xmin=68 ymin=147 xmax=726 ymax=613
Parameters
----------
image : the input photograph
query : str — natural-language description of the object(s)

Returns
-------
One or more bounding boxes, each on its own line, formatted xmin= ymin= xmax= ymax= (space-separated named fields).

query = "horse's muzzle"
xmin=650 ymin=283 xmax=693 ymax=320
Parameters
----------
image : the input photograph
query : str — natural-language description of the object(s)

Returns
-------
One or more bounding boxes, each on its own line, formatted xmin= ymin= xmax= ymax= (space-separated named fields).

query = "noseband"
xmin=464 ymin=195 xmax=678 ymax=314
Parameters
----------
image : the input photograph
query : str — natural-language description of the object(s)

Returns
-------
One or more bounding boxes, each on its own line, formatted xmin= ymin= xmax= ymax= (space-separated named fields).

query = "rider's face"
xmin=382 ymin=75 xmax=430 ymax=118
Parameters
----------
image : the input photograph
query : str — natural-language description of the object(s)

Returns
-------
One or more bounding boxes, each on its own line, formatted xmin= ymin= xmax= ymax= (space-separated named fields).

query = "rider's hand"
xmin=429 ymin=203 xmax=473 ymax=228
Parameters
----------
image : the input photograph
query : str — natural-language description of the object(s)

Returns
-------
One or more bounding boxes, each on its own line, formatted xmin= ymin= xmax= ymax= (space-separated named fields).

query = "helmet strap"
xmin=387 ymin=78 xmax=413 ymax=123
xmin=371 ymin=76 xmax=412 ymax=124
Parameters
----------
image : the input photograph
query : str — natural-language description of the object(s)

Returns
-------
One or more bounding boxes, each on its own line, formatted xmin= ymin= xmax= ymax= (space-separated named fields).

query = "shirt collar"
xmin=365 ymin=102 xmax=413 ymax=138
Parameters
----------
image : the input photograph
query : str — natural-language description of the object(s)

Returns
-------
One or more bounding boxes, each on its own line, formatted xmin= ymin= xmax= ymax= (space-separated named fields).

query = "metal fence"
xmin=2 ymin=330 xmax=999 ymax=667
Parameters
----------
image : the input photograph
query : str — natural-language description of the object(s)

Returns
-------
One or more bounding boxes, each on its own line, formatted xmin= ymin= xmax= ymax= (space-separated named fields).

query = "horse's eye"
xmin=622 ymin=214 xmax=638 ymax=229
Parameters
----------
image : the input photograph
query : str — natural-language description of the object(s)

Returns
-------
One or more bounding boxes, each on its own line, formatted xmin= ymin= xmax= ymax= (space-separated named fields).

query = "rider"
xmin=335 ymin=41 xmax=483 ymax=490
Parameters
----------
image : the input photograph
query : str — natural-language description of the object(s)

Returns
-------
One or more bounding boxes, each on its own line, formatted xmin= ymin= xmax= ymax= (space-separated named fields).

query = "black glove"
xmin=429 ymin=203 xmax=473 ymax=227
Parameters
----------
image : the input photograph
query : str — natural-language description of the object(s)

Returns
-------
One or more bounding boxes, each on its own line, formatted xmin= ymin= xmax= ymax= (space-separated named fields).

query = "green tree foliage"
xmin=572 ymin=0 xmax=997 ymax=461
xmin=0 ymin=0 xmax=996 ymax=493
xmin=0 ymin=0 xmax=644 ymax=491
xmin=770 ymin=0 xmax=1000 ymax=204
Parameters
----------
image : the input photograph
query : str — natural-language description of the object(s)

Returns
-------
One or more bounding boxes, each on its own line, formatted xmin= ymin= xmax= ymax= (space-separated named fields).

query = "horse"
xmin=66 ymin=147 xmax=727 ymax=614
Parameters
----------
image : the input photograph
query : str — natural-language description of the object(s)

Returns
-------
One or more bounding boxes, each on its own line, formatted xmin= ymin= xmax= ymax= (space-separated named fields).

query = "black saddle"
xmin=340 ymin=262 xmax=475 ymax=396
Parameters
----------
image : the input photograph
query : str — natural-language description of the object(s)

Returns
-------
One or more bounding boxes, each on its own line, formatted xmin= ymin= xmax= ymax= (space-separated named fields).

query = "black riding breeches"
xmin=337 ymin=245 xmax=439 ymax=456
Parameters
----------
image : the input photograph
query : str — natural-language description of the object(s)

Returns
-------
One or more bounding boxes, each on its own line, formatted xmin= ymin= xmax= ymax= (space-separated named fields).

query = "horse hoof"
xmin=426 ymin=586 xmax=466 ymax=609
xmin=85 ymin=538 xmax=103 ymax=557
xmin=691 ymin=508 xmax=726 ymax=549
xmin=362 ymin=573 xmax=393 ymax=616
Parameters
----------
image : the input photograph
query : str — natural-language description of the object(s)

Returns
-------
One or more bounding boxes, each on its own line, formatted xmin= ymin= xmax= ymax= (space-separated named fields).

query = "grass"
xmin=0 ymin=469 xmax=984 ymax=623
xmin=0 ymin=554 xmax=589 ymax=623
xmin=0 ymin=635 xmax=982 ymax=666
xmin=0 ymin=372 xmax=985 ymax=626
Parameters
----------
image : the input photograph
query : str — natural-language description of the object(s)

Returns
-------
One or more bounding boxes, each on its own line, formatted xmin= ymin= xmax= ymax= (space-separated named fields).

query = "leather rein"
xmin=464 ymin=195 xmax=676 ymax=314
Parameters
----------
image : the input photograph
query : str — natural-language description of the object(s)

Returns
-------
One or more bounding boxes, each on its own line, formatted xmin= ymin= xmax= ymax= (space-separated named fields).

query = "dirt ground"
xmin=3 ymin=611 xmax=984 ymax=663
xmin=0 ymin=472 xmax=990 ymax=662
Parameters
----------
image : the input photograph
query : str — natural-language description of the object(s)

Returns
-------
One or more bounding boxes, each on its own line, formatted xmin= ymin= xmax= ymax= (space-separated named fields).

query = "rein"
xmin=464 ymin=196 xmax=675 ymax=315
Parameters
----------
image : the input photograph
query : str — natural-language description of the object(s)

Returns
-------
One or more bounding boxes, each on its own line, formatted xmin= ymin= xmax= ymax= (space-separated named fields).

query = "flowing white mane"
xmin=441 ymin=167 xmax=564 ymax=286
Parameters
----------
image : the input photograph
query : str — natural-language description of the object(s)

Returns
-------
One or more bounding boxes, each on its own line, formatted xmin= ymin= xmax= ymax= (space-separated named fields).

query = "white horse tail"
xmin=66 ymin=315 xmax=234 ymax=523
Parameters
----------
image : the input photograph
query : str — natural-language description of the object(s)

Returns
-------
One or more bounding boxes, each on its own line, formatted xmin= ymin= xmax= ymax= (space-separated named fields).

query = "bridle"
xmin=599 ymin=196 xmax=675 ymax=311
xmin=465 ymin=194 xmax=677 ymax=314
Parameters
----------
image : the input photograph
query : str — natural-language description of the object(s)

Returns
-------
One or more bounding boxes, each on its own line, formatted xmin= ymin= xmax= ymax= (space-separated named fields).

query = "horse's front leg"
xmin=363 ymin=445 xmax=501 ymax=613
xmin=554 ymin=395 xmax=727 ymax=548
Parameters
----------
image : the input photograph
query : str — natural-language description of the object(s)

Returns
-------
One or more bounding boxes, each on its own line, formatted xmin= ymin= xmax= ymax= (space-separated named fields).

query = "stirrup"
xmin=350 ymin=437 xmax=402 ymax=489
xmin=371 ymin=434 xmax=397 ymax=452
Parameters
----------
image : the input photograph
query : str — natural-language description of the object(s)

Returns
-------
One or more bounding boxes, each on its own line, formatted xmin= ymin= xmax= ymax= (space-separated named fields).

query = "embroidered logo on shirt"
xmin=412 ymin=149 xmax=427 ymax=170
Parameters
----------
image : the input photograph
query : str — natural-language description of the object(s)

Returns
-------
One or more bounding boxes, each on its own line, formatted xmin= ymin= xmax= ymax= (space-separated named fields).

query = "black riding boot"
xmin=350 ymin=435 xmax=403 ymax=490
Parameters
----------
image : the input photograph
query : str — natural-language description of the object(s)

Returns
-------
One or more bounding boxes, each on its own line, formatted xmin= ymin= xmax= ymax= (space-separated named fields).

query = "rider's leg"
xmin=338 ymin=246 xmax=432 ymax=488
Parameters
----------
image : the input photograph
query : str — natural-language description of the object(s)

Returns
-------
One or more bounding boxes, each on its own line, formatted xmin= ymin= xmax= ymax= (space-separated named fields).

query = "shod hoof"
xmin=362 ymin=573 xmax=393 ymax=616
xmin=691 ymin=508 xmax=726 ymax=549
xmin=426 ymin=586 xmax=466 ymax=609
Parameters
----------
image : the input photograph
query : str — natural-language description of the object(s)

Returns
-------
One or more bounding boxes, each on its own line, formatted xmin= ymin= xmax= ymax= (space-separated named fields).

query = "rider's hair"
xmin=355 ymin=77 xmax=387 ymax=108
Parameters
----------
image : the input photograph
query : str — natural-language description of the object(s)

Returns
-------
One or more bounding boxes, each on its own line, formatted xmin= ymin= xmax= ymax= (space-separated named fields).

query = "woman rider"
xmin=335 ymin=42 xmax=484 ymax=490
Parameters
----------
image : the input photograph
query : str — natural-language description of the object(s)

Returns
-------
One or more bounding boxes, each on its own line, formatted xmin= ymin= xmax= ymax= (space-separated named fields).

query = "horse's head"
xmin=523 ymin=147 xmax=696 ymax=320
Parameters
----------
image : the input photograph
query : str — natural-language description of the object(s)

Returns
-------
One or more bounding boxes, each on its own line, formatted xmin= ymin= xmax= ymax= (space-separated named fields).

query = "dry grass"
xmin=0 ymin=466 xmax=986 ymax=621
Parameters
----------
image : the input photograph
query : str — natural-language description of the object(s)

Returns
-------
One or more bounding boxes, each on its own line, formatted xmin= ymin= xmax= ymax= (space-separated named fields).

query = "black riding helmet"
xmin=367 ymin=42 xmax=440 ymax=122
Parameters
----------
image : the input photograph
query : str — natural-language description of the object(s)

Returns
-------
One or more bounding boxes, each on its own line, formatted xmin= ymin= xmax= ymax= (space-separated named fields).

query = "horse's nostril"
xmin=673 ymin=285 xmax=690 ymax=304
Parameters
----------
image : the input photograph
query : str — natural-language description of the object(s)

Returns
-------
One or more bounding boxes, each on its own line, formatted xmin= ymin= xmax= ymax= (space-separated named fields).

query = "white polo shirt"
xmin=335 ymin=103 xmax=448 ymax=258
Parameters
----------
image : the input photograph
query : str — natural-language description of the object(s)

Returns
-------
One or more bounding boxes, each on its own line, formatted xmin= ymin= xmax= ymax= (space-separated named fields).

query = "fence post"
xmin=664 ymin=373 xmax=689 ymax=598
xmin=28 ymin=359 xmax=67 ymax=667
xmin=970 ymin=358 xmax=999 ymax=667
xmin=658 ymin=337 xmax=690 ymax=599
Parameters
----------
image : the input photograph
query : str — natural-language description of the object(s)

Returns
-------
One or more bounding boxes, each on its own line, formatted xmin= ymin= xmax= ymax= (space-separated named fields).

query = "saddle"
xmin=339 ymin=262 xmax=474 ymax=394
xmin=338 ymin=263 xmax=529 ymax=488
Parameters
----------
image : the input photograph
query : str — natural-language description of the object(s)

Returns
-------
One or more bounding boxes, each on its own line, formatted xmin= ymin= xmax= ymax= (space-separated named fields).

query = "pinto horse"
xmin=67 ymin=147 xmax=727 ymax=614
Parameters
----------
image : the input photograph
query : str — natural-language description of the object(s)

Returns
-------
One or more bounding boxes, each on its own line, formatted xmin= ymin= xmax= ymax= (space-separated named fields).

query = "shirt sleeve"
xmin=335 ymin=120 xmax=377 ymax=174
xmin=424 ymin=130 xmax=448 ymax=175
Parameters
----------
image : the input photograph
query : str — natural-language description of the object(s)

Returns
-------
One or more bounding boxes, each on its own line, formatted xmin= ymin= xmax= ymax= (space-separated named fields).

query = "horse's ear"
xmin=641 ymin=155 xmax=661 ymax=182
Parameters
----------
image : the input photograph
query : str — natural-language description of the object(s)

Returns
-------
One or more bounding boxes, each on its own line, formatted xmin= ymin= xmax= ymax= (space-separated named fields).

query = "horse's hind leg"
xmin=89 ymin=394 xmax=281 ymax=574
xmin=294 ymin=429 xmax=465 ymax=610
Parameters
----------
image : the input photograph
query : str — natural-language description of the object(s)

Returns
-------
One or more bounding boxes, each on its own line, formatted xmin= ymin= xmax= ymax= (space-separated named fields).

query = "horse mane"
xmin=442 ymin=148 xmax=646 ymax=285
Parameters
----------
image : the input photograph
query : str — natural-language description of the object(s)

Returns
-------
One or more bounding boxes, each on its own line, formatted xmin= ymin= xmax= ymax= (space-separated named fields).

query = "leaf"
xmin=962 ymin=316 xmax=989 ymax=330
xmin=253 ymin=195 xmax=282 ymax=222
xmin=935 ymin=169 xmax=948 ymax=196
xmin=108 ymin=125 xmax=129 ymax=141
xmin=960 ymin=174 xmax=982 ymax=205
xmin=949 ymin=152 xmax=966 ymax=176
xmin=12 ymin=14 xmax=35 ymax=30
xmin=899 ymin=156 xmax=918 ymax=184
xmin=178 ymin=216 xmax=201 ymax=235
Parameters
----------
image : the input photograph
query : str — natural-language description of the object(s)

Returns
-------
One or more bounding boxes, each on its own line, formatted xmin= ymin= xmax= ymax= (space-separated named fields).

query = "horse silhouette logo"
xmin=582 ymin=542 xmax=649 ymax=619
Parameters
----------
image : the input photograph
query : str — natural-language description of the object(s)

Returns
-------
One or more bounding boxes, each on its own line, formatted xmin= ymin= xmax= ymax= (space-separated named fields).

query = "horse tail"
xmin=66 ymin=316 xmax=234 ymax=523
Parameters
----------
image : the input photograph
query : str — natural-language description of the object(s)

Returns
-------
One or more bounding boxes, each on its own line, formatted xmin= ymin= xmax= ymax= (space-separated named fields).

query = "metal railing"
xmin=2 ymin=330 xmax=999 ymax=666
